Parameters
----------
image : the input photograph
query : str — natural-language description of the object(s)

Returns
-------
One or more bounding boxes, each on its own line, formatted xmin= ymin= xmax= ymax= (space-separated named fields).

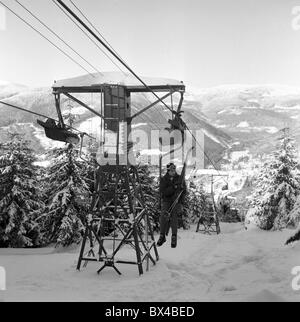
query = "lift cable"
xmin=0 ymin=100 xmax=96 ymax=140
xmin=68 ymin=0 xmax=170 ymax=121
xmin=53 ymin=0 xmax=165 ymax=125
xmin=0 ymin=0 xmax=96 ymax=78
xmin=69 ymin=0 xmax=125 ymax=63
xmin=14 ymin=0 xmax=102 ymax=75
xmin=55 ymin=0 xmax=175 ymax=115
xmin=52 ymin=0 xmax=127 ymax=75
xmin=62 ymin=0 xmax=168 ymax=123
xmin=0 ymin=100 xmax=58 ymax=120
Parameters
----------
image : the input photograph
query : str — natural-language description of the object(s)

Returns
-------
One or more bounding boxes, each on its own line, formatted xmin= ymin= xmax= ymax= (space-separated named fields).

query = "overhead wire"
xmin=55 ymin=0 xmax=176 ymax=115
xmin=51 ymin=0 xmax=127 ymax=75
xmin=0 ymin=100 xmax=58 ymax=121
xmin=68 ymin=0 xmax=125 ymax=63
xmin=7 ymin=1 xmax=156 ymax=134
xmin=58 ymin=0 xmax=166 ymax=124
xmin=14 ymin=0 xmax=102 ymax=75
xmin=0 ymin=0 xmax=96 ymax=78
xmin=66 ymin=0 xmax=169 ymax=122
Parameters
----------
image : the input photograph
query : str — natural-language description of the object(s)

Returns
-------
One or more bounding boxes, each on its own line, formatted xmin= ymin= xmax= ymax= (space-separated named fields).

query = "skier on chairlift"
xmin=157 ymin=163 xmax=187 ymax=248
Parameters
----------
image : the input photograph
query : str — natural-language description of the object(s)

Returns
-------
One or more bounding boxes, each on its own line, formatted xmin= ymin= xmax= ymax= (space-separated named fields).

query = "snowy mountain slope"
xmin=0 ymin=81 xmax=28 ymax=100
xmin=2 ymin=80 xmax=300 ymax=163
xmin=0 ymin=223 xmax=299 ymax=302
xmin=186 ymin=84 xmax=300 ymax=156
xmin=186 ymin=84 xmax=300 ymax=107
xmin=0 ymin=123 xmax=47 ymax=152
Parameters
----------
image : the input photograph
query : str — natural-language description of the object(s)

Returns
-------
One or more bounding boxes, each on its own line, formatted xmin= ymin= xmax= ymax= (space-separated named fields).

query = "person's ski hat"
xmin=167 ymin=163 xmax=176 ymax=170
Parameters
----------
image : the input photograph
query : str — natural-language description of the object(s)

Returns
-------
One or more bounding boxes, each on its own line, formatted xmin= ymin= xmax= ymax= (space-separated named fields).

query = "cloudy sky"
xmin=1 ymin=0 xmax=300 ymax=88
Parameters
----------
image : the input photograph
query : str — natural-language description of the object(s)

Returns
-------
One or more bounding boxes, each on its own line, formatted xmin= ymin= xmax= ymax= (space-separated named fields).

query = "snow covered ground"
xmin=0 ymin=223 xmax=300 ymax=302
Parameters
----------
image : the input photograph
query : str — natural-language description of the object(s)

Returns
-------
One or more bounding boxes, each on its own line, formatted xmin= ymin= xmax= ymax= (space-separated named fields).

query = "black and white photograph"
xmin=1 ymin=0 xmax=300 ymax=306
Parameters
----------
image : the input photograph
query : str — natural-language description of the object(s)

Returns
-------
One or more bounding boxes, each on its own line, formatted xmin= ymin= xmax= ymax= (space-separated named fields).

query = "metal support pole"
xmin=54 ymin=93 xmax=64 ymax=127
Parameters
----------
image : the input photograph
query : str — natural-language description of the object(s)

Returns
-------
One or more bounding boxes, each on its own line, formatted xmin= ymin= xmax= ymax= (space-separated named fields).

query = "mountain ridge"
xmin=0 ymin=80 xmax=233 ymax=164
xmin=2 ymin=79 xmax=300 ymax=162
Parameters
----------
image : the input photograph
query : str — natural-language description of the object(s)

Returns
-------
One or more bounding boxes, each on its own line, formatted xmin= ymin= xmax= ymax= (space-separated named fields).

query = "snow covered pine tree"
xmin=0 ymin=133 xmax=44 ymax=247
xmin=247 ymin=128 xmax=300 ymax=230
xmin=184 ymin=183 xmax=212 ymax=226
xmin=285 ymin=139 xmax=300 ymax=244
xmin=42 ymin=144 xmax=90 ymax=246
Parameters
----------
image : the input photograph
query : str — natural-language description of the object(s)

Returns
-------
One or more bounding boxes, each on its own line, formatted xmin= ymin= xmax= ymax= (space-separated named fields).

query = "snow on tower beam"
xmin=52 ymin=72 xmax=185 ymax=94
xmin=53 ymin=85 xmax=185 ymax=94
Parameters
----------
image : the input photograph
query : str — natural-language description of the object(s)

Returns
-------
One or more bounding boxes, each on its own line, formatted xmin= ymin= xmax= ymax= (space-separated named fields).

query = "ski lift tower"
xmin=51 ymin=72 xmax=185 ymax=275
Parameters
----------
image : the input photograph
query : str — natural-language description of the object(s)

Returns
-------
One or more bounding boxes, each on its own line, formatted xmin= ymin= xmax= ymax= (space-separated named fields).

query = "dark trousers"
xmin=160 ymin=200 xmax=181 ymax=236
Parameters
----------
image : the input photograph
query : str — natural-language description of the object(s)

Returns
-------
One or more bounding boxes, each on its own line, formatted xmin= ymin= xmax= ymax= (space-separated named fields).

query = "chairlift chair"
xmin=37 ymin=118 xmax=80 ymax=145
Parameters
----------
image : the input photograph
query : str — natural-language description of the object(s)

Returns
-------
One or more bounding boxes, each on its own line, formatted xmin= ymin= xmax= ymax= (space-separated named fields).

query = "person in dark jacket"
xmin=157 ymin=163 xmax=186 ymax=248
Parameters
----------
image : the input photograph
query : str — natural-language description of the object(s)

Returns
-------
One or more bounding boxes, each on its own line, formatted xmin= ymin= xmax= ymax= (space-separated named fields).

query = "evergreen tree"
xmin=0 ymin=133 xmax=44 ymax=247
xmin=247 ymin=128 xmax=300 ymax=230
xmin=183 ymin=183 xmax=213 ymax=226
xmin=42 ymin=144 xmax=90 ymax=246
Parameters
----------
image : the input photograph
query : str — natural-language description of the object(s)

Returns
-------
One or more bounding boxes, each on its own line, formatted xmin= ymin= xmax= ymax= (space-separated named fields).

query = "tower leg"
xmin=147 ymin=216 xmax=159 ymax=261
xmin=133 ymin=223 xmax=143 ymax=275
xmin=77 ymin=225 xmax=89 ymax=270
xmin=77 ymin=164 xmax=158 ymax=276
